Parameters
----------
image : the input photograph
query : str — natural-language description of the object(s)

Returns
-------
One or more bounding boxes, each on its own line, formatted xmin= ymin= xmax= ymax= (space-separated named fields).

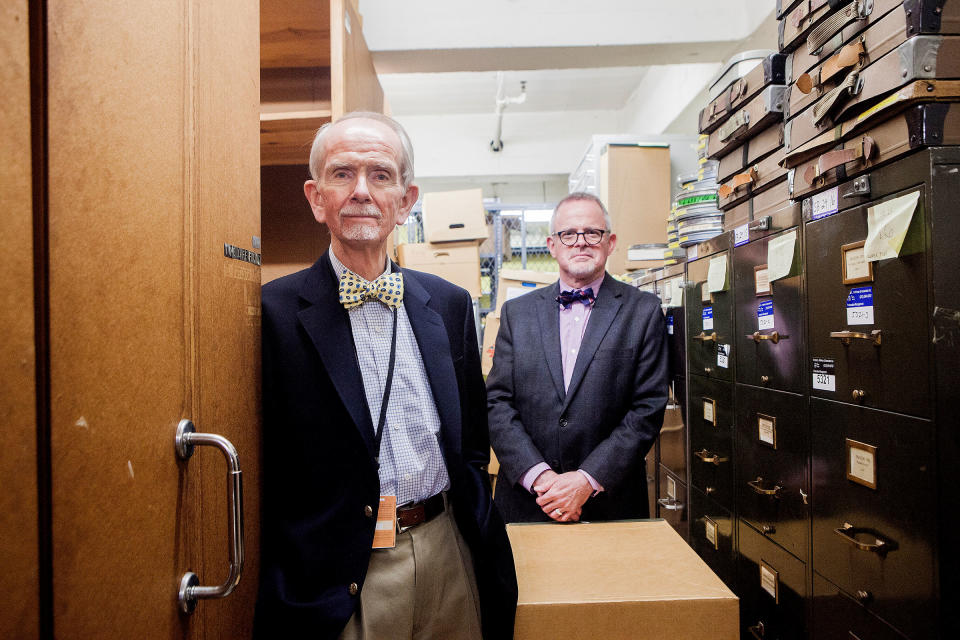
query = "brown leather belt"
xmin=397 ymin=493 xmax=445 ymax=531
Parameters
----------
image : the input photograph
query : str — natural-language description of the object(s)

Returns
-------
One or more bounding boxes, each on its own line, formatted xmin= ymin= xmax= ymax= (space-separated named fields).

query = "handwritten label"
xmin=703 ymin=399 xmax=715 ymax=425
xmin=767 ymin=230 xmax=797 ymax=282
xmin=865 ymin=190 xmax=920 ymax=262
xmin=811 ymin=186 xmax=839 ymax=220
xmin=761 ymin=562 xmax=779 ymax=601
xmin=758 ymin=415 xmax=775 ymax=446
xmin=812 ymin=358 xmax=836 ymax=391
xmin=702 ymin=307 xmax=714 ymax=331
xmin=844 ymin=244 xmax=871 ymax=281
xmin=705 ymin=517 xmax=718 ymax=548
xmin=846 ymin=286 xmax=874 ymax=325
xmin=847 ymin=439 xmax=877 ymax=489
xmin=734 ymin=223 xmax=750 ymax=246
xmin=758 ymin=300 xmax=775 ymax=330
xmin=755 ymin=265 xmax=771 ymax=295
xmin=707 ymin=256 xmax=728 ymax=292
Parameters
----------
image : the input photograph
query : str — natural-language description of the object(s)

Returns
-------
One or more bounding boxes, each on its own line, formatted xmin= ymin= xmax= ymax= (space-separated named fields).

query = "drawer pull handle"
xmin=748 ymin=621 xmax=765 ymax=639
xmin=748 ymin=330 xmax=787 ymax=344
xmin=694 ymin=449 xmax=728 ymax=465
xmin=693 ymin=331 xmax=718 ymax=342
xmin=657 ymin=497 xmax=684 ymax=511
xmin=748 ymin=477 xmax=782 ymax=498
xmin=834 ymin=522 xmax=896 ymax=555
xmin=830 ymin=329 xmax=882 ymax=346
xmin=852 ymin=389 xmax=866 ymax=401
xmin=761 ymin=525 xmax=776 ymax=535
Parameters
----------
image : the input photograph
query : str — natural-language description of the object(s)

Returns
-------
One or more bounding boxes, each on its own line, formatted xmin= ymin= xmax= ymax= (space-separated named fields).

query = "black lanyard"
xmin=372 ymin=307 xmax=399 ymax=466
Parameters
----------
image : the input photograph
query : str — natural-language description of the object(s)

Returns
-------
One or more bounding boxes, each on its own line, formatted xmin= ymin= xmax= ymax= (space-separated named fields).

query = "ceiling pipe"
xmin=490 ymin=72 xmax=526 ymax=152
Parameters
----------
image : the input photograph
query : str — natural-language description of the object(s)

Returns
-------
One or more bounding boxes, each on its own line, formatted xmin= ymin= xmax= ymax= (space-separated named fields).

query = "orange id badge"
xmin=372 ymin=495 xmax=397 ymax=549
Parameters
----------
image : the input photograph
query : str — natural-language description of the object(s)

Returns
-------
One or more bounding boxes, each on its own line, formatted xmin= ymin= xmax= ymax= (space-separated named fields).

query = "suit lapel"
xmin=401 ymin=270 xmax=462 ymax=457
xmin=296 ymin=254 xmax=377 ymax=458
xmin=537 ymin=284 xmax=566 ymax=402
xmin=562 ymin=274 xmax=623 ymax=412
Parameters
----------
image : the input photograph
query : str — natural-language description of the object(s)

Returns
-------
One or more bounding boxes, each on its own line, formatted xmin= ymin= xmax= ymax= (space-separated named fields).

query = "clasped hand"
xmin=533 ymin=470 xmax=593 ymax=522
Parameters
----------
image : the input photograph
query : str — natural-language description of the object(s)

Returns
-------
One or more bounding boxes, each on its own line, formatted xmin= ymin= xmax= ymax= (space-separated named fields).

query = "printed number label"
xmin=813 ymin=372 xmax=836 ymax=391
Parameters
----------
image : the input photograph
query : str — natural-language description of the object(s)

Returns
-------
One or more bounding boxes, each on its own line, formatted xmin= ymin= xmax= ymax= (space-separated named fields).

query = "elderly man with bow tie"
xmin=487 ymin=192 xmax=669 ymax=523
xmin=255 ymin=112 xmax=517 ymax=640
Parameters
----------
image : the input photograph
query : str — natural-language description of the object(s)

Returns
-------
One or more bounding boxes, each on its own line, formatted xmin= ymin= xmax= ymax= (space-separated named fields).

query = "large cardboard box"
xmin=397 ymin=242 xmax=481 ymax=299
xmin=495 ymin=269 xmax=558 ymax=316
xmin=481 ymin=314 xmax=500 ymax=376
xmin=508 ymin=520 xmax=739 ymax=640
xmin=421 ymin=188 xmax=489 ymax=243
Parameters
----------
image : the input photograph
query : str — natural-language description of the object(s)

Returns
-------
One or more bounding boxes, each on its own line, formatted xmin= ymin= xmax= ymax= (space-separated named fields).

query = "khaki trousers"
xmin=339 ymin=497 xmax=483 ymax=640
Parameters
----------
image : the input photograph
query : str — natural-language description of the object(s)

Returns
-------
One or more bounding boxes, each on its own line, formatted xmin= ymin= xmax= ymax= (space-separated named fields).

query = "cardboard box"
xmin=421 ymin=188 xmax=489 ymax=243
xmin=478 ymin=223 xmax=512 ymax=260
xmin=397 ymin=242 xmax=481 ymax=299
xmin=495 ymin=269 xmax=557 ymax=316
xmin=508 ymin=520 xmax=739 ymax=640
xmin=481 ymin=314 xmax=500 ymax=376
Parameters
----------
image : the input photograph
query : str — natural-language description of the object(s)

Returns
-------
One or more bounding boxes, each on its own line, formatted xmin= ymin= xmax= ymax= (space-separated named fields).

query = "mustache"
xmin=339 ymin=204 xmax=383 ymax=219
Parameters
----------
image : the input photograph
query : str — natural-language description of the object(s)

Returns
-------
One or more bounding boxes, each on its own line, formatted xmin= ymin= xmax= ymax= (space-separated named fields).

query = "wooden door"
xmin=44 ymin=0 xmax=261 ymax=637
xmin=0 ymin=1 xmax=40 ymax=638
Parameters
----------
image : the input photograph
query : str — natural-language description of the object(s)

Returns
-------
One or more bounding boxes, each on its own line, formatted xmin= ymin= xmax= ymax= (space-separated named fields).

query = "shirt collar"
xmin=558 ymin=273 xmax=605 ymax=298
xmin=328 ymin=247 xmax=391 ymax=283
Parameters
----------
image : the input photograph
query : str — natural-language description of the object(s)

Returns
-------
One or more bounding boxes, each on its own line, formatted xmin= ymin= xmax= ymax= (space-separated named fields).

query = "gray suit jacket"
xmin=486 ymin=273 xmax=668 ymax=522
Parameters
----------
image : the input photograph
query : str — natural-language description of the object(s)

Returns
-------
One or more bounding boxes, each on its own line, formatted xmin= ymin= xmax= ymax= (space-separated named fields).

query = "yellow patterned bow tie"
xmin=339 ymin=270 xmax=404 ymax=309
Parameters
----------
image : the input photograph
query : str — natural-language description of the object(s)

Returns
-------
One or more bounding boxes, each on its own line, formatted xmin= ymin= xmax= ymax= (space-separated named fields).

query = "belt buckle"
xmin=396 ymin=503 xmax=425 ymax=533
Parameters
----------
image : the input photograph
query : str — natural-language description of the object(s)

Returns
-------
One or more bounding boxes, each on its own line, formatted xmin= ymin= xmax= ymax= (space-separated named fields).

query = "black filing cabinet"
xmin=690 ymin=486 xmax=737 ymax=591
xmin=738 ymin=519 xmax=808 ymax=640
xmin=686 ymin=236 xmax=735 ymax=382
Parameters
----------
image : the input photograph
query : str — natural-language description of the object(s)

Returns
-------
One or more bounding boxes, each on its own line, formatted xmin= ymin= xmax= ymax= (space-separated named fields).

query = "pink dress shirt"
xmin=520 ymin=275 xmax=606 ymax=495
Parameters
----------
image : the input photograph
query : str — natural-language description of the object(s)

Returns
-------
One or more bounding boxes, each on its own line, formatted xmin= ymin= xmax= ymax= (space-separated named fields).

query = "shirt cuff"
xmin=578 ymin=469 xmax=604 ymax=496
xmin=521 ymin=462 xmax=553 ymax=494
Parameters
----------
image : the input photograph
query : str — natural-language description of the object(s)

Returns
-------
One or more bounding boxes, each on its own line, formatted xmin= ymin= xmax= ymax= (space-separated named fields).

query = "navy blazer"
xmin=254 ymin=253 xmax=517 ymax=639
xmin=487 ymin=274 xmax=668 ymax=523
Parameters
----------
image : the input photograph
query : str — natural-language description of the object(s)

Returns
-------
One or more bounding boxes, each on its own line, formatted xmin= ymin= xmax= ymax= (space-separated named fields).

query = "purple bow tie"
xmin=556 ymin=287 xmax=595 ymax=308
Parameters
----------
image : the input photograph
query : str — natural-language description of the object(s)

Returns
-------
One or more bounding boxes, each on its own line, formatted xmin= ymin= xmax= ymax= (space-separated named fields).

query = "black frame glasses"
xmin=554 ymin=228 xmax=606 ymax=246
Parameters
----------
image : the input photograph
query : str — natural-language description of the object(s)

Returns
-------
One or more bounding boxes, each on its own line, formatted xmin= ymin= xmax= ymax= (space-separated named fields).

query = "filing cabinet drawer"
xmin=690 ymin=487 xmax=736 ymax=591
xmin=811 ymin=572 xmax=908 ymax=640
xmin=689 ymin=375 xmax=734 ymax=510
xmin=738 ymin=519 xmax=808 ymax=640
xmin=805 ymin=186 xmax=930 ymax=417
xmin=736 ymin=386 xmax=809 ymax=562
xmin=659 ymin=376 xmax=687 ymax=478
xmin=811 ymin=398 xmax=936 ymax=639
xmin=657 ymin=465 xmax=688 ymax=542
xmin=733 ymin=226 xmax=805 ymax=392
xmin=665 ymin=305 xmax=686 ymax=380
xmin=686 ymin=249 xmax=735 ymax=381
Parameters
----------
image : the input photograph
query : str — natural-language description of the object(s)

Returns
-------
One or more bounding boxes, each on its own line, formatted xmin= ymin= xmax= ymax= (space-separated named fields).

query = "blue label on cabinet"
xmin=757 ymin=299 xmax=774 ymax=330
xmin=667 ymin=315 xmax=674 ymax=335
xmin=702 ymin=307 xmax=714 ymax=330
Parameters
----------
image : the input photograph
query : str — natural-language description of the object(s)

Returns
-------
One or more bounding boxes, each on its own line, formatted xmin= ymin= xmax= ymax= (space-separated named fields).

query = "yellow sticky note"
xmin=864 ymin=190 xmax=920 ymax=262
xmin=707 ymin=256 xmax=727 ymax=293
xmin=767 ymin=230 xmax=797 ymax=282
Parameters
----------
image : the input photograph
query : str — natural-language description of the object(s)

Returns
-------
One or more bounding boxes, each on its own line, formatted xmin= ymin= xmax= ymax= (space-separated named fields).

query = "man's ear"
xmin=304 ymin=180 xmax=326 ymax=224
xmin=607 ymin=232 xmax=617 ymax=254
xmin=395 ymin=183 xmax=419 ymax=226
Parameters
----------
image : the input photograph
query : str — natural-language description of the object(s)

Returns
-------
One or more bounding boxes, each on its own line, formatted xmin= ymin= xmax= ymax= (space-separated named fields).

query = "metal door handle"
xmin=175 ymin=419 xmax=244 ymax=614
xmin=748 ymin=477 xmax=782 ymax=498
xmin=830 ymin=329 xmax=882 ymax=346
xmin=693 ymin=331 xmax=718 ymax=342
xmin=694 ymin=449 xmax=728 ymax=465
xmin=657 ymin=497 xmax=685 ymax=511
xmin=748 ymin=330 xmax=787 ymax=344
xmin=833 ymin=522 xmax=894 ymax=555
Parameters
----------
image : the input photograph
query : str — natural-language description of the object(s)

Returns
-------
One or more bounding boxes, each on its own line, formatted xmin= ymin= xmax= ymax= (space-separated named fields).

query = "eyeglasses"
xmin=554 ymin=228 xmax=606 ymax=246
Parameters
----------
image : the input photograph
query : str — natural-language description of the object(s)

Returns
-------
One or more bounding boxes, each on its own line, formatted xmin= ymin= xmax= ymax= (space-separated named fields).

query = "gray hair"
xmin=307 ymin=111 xmax=415 ymax=188
xmin=549 ymin=192 xmax=613 ymax=234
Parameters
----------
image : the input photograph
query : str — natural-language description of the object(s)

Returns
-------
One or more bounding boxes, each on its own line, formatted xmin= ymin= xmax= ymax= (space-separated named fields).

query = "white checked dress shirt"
xmin=329 ymin=249 xmax=450 ymax=505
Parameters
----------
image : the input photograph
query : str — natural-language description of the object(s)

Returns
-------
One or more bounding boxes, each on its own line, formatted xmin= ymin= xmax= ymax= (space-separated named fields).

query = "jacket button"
xmin=364 ymin=505 xmax=374 ymax=518
xmin=348 ymin=582 xmax=359 ymax=596
xmin=559 ymin=417 xmax=568 ymax=428
xmin=552 ymin=459 xmax=560 ymax=468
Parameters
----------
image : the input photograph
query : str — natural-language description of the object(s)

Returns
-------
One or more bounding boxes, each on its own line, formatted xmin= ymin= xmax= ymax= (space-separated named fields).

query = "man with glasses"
xmin=487 ymin=192 xmax=668 ymax=523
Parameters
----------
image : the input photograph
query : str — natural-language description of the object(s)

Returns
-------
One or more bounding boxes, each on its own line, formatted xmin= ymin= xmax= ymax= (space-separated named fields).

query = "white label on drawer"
xmin=667 ymin=475 xmax=677 ymax=501
xmin=846 ymin=286 xmax=874 ymax=325
xmin=717 ymin=344 xmax=730 ymax=368
xmin=758 ymin=415 xmax=776 ymax=446
xmin=707 ymin=256 xmax=728 ymax=292
xmin=865 ymin=189 xmax=920 ymax=262
xmin=758 ymin=300 xmax=775 ymax=330
xmin=811 ymin=186 xmax=839 ymax=220
xmin=767 ymin=230 xmax=797 ymax=282
xmin=844 ymin=244 xmax=871 ymax=281
xmin=812 ymin=358 xmax=836 ymax=391
xmin=755 ymin=265 xmax=771 ymax=295
xmin=705 ymin=517 xmax=718 ymax=549
xmin=702 ymin=307 xmax=714 ymax=331
xmin=671 ymin=278 xmax=685 ymax=307
xmin=847 ymin=438 xmax=877 ymax=489
xmin=734 ymin=223 xmax=750 ymax=246
xmin=687 ymin=245 xmax=699 ymax=261
xmin=703 ymin=398 xmax=715 ymax=425
xmin=760 ymin=562 xmax=779 ymax=602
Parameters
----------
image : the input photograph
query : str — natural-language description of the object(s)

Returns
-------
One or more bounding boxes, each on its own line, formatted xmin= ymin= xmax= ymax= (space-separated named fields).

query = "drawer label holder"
xmin=812 ymin=357 xmax=836 ymax=391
